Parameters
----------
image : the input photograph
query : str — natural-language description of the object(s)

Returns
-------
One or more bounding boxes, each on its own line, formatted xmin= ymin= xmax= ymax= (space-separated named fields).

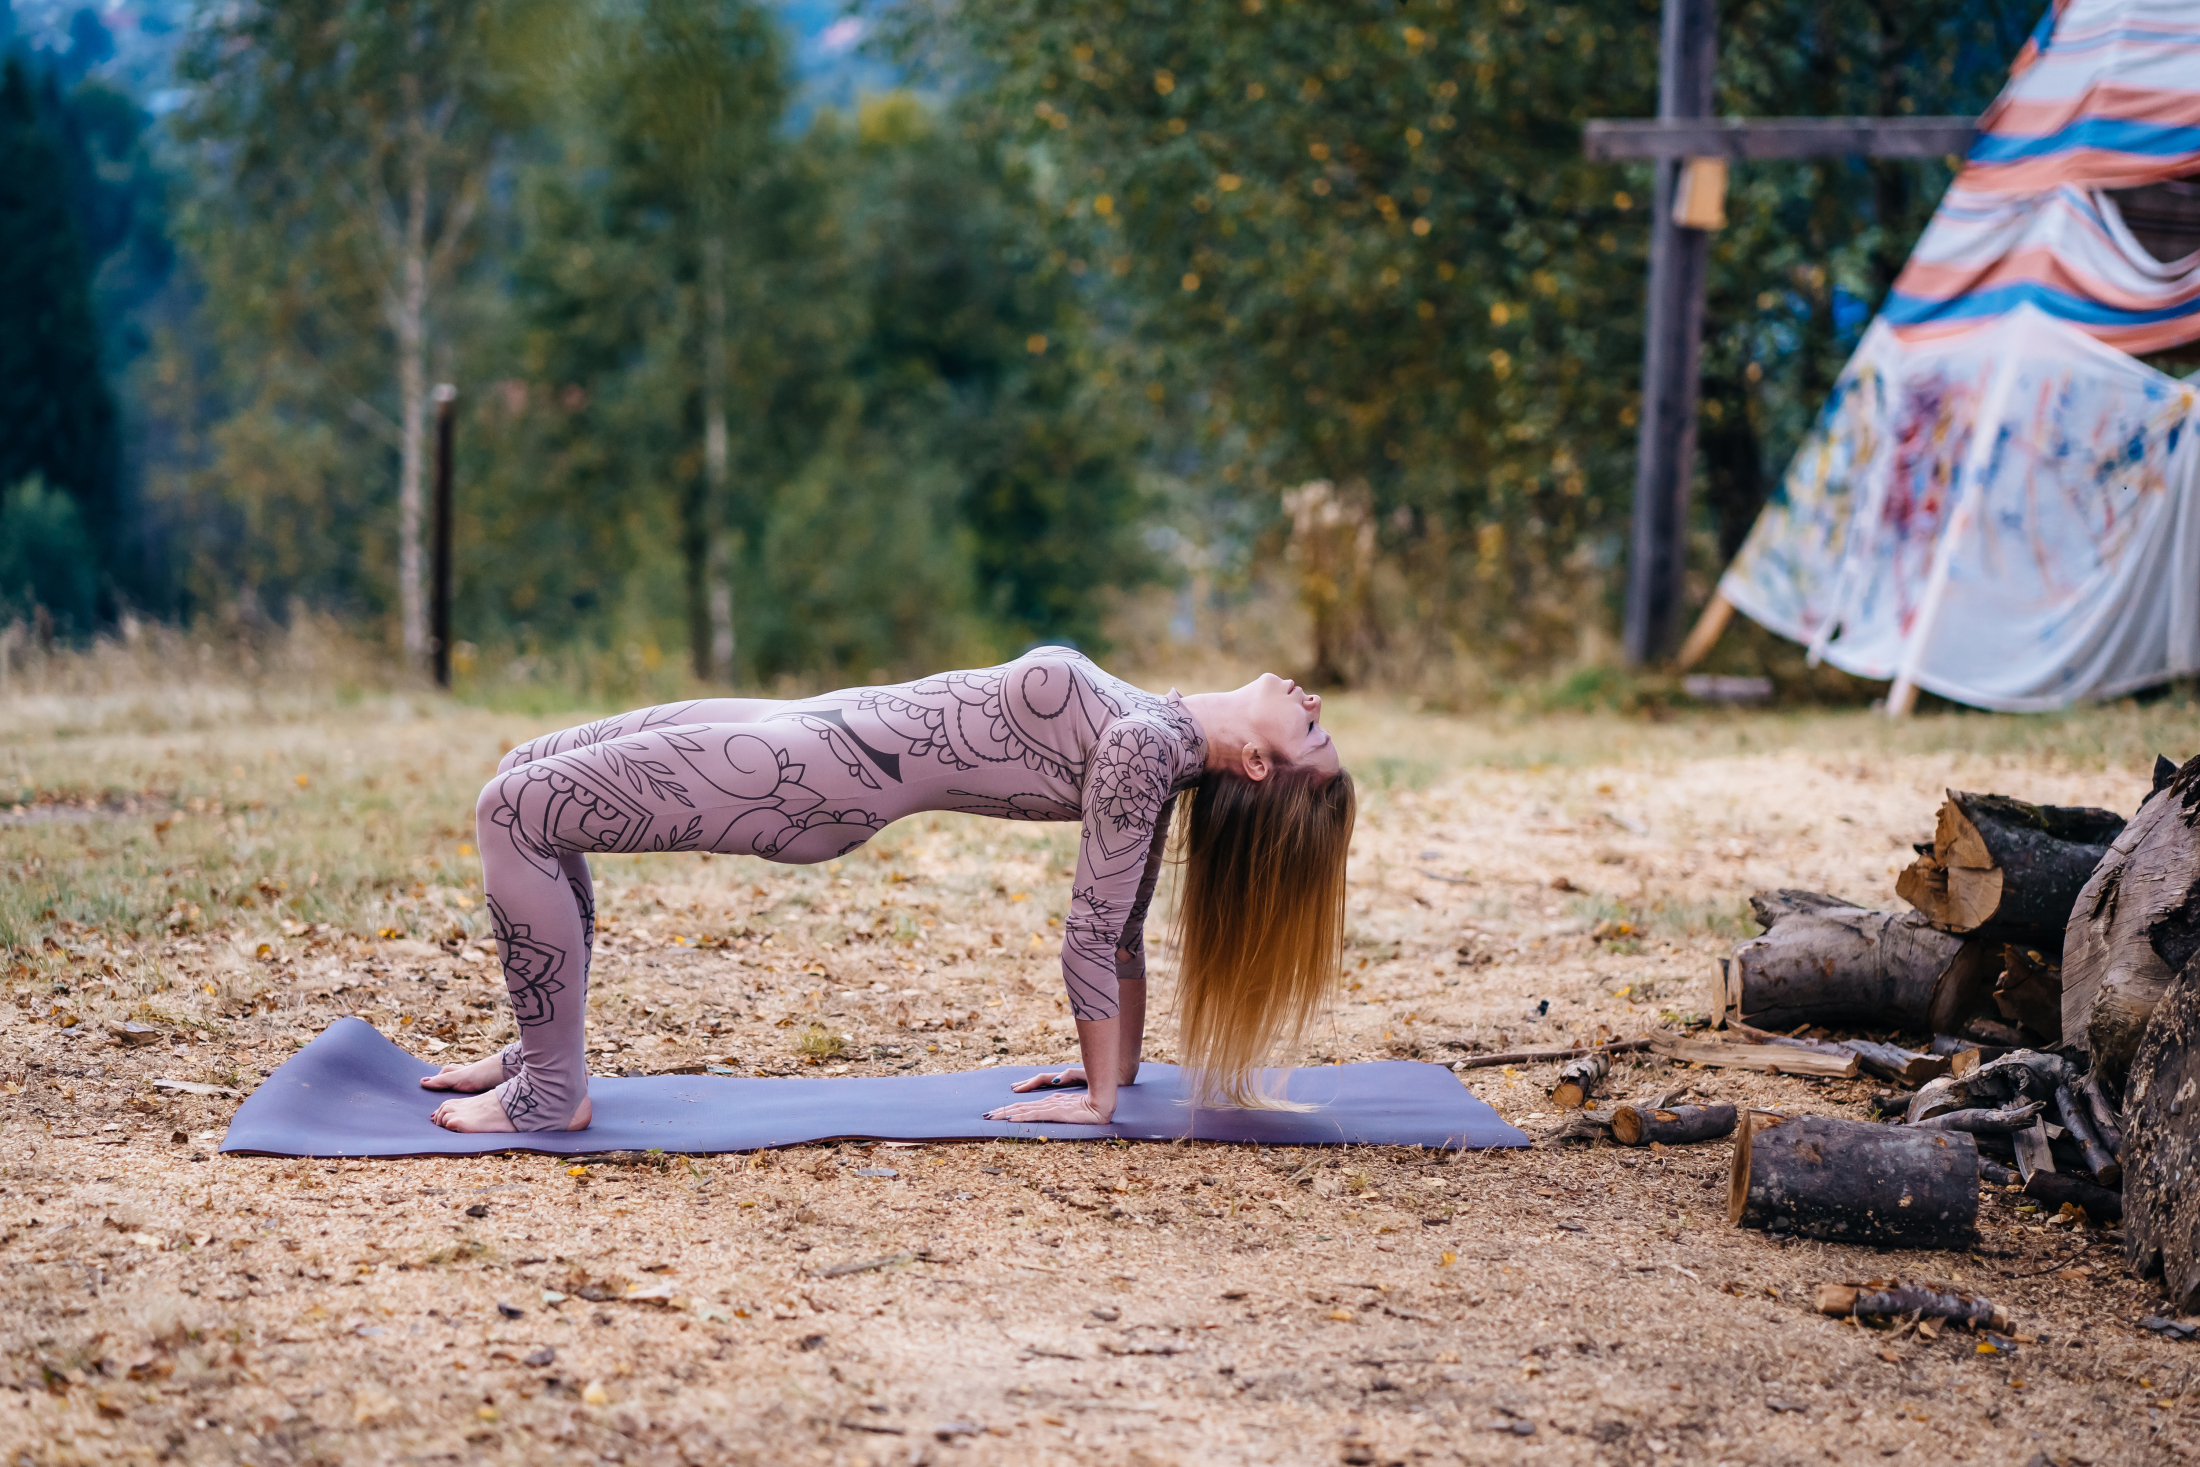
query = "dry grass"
xmin=4 ymin=645 xmax=2200 ymax=1464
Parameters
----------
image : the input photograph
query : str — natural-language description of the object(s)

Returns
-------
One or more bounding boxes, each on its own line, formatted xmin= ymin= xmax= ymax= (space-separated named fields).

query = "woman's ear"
xmin=1241 ymin=742 xmax=1271 ymax=782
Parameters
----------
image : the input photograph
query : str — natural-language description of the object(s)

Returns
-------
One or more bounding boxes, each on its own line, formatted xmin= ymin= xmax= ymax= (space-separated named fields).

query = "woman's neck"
xmin=1178 ymin=691 xmax=1252 ymax=776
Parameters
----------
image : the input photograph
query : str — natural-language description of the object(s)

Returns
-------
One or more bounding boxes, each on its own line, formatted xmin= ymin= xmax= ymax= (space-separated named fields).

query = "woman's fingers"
xmin=1008 ymin=1066 xmax=1087 ymax=1094
xmin=981 ymin=1094 xmax=1110 ymax=1125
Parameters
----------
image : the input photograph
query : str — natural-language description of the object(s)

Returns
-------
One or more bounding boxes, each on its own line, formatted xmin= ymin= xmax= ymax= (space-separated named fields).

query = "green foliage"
xmin=886 ymin=0 xmax=2037 ymax=679
xmin=0 ymin=476 xmax=98 ymax=633
xmin=462 ymin=84 xmax=1144 ymax=683
xmin=0 ymin=56 xmax=118 ymax=565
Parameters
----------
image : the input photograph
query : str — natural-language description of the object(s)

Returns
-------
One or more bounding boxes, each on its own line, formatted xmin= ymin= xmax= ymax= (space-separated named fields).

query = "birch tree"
xmin=601 ymin=0 xmax=784 ymax=682
xmin=179 ymin=0 xmax=508 ymax=665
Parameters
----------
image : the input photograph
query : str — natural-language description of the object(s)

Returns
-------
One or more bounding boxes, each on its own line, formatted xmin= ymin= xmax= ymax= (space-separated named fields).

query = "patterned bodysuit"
xmin=474 ymin=649 xmax=1208 ymax=1130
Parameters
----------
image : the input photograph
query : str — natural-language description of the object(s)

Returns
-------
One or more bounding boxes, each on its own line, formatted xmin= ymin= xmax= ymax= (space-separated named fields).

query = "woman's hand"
xmin=983 ymin=1091 xmax=1113 ymax=1125
xmin=1008 ymin=1066 xmax=1087 ymax=1094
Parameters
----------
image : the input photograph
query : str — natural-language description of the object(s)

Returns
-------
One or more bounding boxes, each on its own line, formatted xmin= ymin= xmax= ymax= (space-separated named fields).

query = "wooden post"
xmin=1620 ymin=0 xmax=1717 ymax=667
xmin=430 ymin=383 xmax=457 ymax=690
xmin=1586 ymin=98 xmax=1976 ymax=670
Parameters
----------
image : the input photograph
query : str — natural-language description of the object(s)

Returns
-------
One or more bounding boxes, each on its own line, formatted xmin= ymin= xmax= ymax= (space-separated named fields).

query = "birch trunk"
xmin=698 ymin=231 xmax=733 ymax=682
xmin=394 ymin=110 xmax=432 ymax=668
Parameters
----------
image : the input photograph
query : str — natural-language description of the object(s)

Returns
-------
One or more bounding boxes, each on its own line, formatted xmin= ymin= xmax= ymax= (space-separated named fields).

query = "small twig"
xmin=1452 ymin=1039 xmax=1651 ymax=1070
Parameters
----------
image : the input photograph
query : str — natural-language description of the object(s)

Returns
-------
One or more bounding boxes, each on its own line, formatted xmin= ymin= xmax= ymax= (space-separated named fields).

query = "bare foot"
xmin=430 ymin=1091 xmax=593 ymax=1133
xmin=419 ymin=1053 xmax=508 ymax=1094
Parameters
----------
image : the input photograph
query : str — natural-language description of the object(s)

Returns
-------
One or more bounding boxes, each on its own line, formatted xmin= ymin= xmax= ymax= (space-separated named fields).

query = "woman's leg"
xmin=432 ymin=717 xmax=891 ymax=1133
xmin=497 ymin=699 xmax=789 ymax=774
xmin=425 ymin=703 xmax=778 ymax=1101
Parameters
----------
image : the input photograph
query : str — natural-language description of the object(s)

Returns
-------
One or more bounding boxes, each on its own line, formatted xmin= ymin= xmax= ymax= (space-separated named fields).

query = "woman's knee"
xmin=475 ymin=773 xmax=515 ymax=843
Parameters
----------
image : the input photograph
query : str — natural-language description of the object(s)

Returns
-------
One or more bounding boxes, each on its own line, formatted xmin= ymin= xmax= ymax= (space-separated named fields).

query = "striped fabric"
xmin=1882 ymin=0 xmax=2200 ymax=353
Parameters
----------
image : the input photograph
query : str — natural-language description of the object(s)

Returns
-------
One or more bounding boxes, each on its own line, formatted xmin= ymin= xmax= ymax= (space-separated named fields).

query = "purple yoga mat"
xmin=217 ymin=1018 xmax=1528 ymax=1158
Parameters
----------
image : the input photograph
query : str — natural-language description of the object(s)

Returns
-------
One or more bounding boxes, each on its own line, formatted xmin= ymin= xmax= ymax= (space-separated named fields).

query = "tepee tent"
xmin=1714 ymin=0 xmax=2200 ymax=711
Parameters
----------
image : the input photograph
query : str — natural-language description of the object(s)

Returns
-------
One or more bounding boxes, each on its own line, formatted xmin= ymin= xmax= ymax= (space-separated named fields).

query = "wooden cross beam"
xmin=1590 ymin=0 xmax=1977 ymax=666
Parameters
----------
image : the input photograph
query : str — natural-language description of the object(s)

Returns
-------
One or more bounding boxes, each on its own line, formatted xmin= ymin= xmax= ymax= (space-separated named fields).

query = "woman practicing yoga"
xmin=421 ymin=647 xmax=1354 ymax=1132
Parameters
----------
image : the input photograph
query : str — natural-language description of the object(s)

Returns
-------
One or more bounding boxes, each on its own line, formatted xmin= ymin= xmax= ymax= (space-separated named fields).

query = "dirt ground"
xmin=5 ymin=684 xmax=2200 ymax=1465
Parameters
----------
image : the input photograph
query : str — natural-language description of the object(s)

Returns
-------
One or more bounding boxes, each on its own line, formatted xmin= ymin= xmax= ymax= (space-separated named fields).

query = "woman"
xmin=421 ymin=648 xmax=1353 ymax=1132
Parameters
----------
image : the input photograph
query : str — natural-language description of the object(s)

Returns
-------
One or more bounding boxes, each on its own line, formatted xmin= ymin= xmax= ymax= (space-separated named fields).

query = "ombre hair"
xmin=1169 ymin=757 xmax=1355 ymax=1109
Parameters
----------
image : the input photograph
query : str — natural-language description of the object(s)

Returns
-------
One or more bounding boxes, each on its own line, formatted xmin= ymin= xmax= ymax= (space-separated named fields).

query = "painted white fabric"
xmin=1722 ymin=306 xmax=2200 ymax=711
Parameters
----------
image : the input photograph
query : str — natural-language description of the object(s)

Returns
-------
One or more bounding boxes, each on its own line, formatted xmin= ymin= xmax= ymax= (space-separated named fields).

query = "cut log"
xmin=1551 ymin=1050 xmax=1611 ymax=1109
xmin=2052 ymin=1083 xmax=2120 ymax=1186
xmin=1992 ymin=944 xmax=2063 ymax=1044
xmin=2063 ymin=755 xmax=2200 ymax=1090
xmin=2078 ymin=1074 xmax=2125 ymax=1159
xmin=1846 ymin=1041 xmax=1948 ymax=1087
xmin=1651 ymin=1036 xmax=1858 ymax=1078
xmin=1728 ymin=1021 xmax=1943 ymax=1084
xmin=1895 ymin=791 xmax=2122 ymax=936
xmin=2122 ymin=950 xmax=2200 ymax=1308
xmin=1904 ymin=1050 xmax=2073 ymax=1124
xmin=1729 ymin=1112 xmax=1978 ymax=1248
xmin=1730 ymin=903 xmax=1993 ymax=1032
xmin=1928 ymin=1035 xmax=2012 ymax=1062
xmin=1976 ymin=1159 xmax=2123 ymax=1218
xmin=1814 ymin=1282 xmax=2009 ymax=1331
xmin=1908 ymin=1099 xmax=2045 ymax=1134
xmin=1611 ymin=1102 xmax=1737 ymax=1146
xmin=2016 ymin=1169 xmax=2124 ymax=1223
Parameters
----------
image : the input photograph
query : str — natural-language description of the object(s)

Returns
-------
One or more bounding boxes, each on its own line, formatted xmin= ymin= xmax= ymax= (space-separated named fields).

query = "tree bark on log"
xmin=1611 ymin=1102 xmax=1737 ymax=1146
xmin=2122 ymin=951 xmax=2200 ymax=1308
xmin=1551 ymin=1050 xmax=1611 ymax=1110
xmin=1814 ymin=1282 xmax=2009 ymax=1330
xmin=1731 ymin=898 xmax=1993 ymax=1033
xmin=1896 ymin=791 xmax=2122 ymax=936
xmin=1728 ymin=1113 xmax=1978 ymax=1248
xmin=2062 ymin=756 xmax=2200 ymax=1089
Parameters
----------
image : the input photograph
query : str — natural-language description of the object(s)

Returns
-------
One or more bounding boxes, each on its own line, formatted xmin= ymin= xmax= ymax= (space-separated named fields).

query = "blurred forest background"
xmin=0 ymin=0 xmax=2043 ymax=704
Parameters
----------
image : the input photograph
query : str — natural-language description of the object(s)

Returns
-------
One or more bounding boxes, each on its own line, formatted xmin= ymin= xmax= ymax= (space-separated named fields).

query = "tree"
xmin=0 ymin=55 xmax=117 ymax=579
xmin=178 ymin=0 xmax=511 ymax=666
xmin=600 ymin=0 xmax=787 ymax=681
xmin=0 ymin=476 xmax=97 ymax=635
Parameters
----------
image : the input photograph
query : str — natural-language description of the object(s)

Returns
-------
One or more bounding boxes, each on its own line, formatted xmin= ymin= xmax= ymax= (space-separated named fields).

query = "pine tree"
xmin=0 ymin=55 xmax=117 ymax=573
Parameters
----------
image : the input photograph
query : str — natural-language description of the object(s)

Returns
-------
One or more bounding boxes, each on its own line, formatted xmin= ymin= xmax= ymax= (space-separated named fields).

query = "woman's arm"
xmin=999 ymin=970 xmax=1143 ymax=1115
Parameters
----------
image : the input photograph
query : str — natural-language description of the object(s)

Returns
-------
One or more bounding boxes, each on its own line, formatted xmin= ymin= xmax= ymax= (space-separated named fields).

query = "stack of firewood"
xmin=1700 ymin=755 xmax=2200 ymax=1311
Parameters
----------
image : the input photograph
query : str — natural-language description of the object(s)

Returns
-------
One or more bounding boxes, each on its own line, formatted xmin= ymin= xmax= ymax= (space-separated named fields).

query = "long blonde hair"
xmin=1170 ymin=759 xmax=1355 ymax=1108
